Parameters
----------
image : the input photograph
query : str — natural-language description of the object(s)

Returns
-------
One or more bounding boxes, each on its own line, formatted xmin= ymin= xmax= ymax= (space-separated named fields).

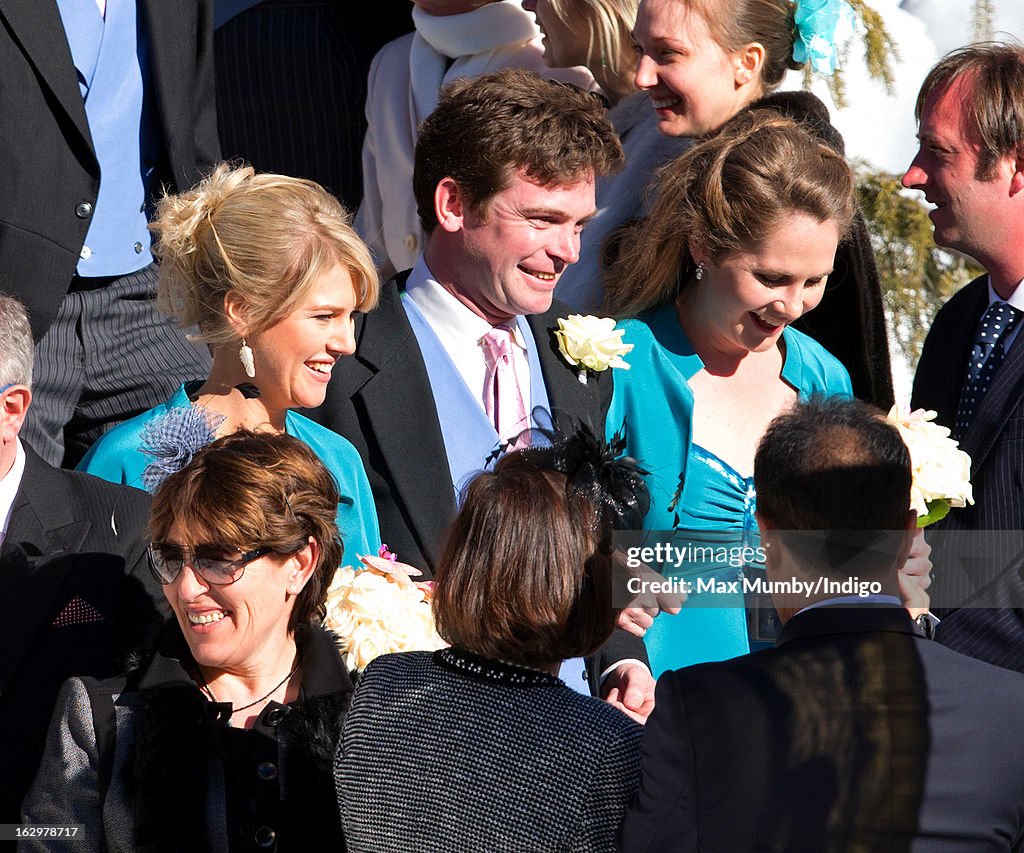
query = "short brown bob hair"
xmin=149 ymin=430 xmax=343 ymax=632
xmin=413 ymin=69 xmax=624 ymax=234
xmin=432 ymin=448 xmax=623 ymax=669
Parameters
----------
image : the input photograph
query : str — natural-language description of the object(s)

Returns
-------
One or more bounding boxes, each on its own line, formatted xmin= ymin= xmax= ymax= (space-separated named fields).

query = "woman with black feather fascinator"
xmin=335 ymin=425 xmax=650 ymax=853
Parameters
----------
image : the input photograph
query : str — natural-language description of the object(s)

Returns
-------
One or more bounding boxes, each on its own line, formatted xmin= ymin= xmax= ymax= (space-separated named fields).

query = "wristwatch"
xmin=915 ymin=612 xmax=940 ymax=639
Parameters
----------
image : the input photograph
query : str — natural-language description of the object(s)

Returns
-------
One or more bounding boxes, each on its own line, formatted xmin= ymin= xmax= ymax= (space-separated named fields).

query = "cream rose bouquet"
xmin=555 ymin=315 xmax=633 ymax=384
xmin=887 ymin=406 xmax=974 ymax=527
xmin=323 ymin=545 xmax=445 ymax=671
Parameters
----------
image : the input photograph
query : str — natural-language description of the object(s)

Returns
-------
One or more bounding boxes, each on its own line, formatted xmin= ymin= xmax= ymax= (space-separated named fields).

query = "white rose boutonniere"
xmin=887 ymin=406 xmax=974 ymax=527
xmin=555 ymin=314 xmax=634 ymax=385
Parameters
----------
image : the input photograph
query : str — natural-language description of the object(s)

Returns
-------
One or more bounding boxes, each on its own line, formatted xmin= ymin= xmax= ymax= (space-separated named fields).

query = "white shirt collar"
xmin=404 ymin=254 xmax=532 ymax=431
xmin=987 ymin=276 xmax=1024 ymax=312
xmin=405 ymin=255 xmax=527 ymax=350
xmin=986 ymin=276 xmax=1024 ymax=351
xmin=0 ymin=438 xmax=27 ymax=544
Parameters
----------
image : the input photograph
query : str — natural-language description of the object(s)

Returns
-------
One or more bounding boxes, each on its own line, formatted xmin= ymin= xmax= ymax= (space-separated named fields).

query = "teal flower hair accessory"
xmin=792 ymin=0 xmax=857 ymax=75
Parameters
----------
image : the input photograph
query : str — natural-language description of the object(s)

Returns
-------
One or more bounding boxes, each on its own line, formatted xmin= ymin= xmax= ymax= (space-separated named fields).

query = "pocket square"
xmin=53 ymin=596 xmax=105 ymax=627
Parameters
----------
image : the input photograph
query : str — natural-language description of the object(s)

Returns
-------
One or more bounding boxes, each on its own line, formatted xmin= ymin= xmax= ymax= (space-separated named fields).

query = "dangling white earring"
xmin=694 ymin=262 xmax=706 ymax=281
xmin=239 ymin=338 xmax=256 ymax=378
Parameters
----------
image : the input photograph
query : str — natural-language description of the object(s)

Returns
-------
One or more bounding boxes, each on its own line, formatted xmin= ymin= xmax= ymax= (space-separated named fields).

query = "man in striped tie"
xmin=907 ymin=43 xmax=1024 ymax=671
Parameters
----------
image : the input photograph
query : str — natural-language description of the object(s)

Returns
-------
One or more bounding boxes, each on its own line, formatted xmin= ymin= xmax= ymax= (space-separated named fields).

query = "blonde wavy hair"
xmin=603 ymin=109 xmax=855 ymax=318
xmin=544 ymin=0 xmax=639 ymax=97
xmin=151 ymin=163 xmax=379 ymax=346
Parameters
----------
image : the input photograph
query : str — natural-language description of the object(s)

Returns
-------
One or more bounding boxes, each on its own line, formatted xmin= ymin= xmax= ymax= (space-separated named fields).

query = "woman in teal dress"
xmin=80 ymin=164 xmax=382 ymax=566
xmin=604 ymin=111 xmax=855 ymax=676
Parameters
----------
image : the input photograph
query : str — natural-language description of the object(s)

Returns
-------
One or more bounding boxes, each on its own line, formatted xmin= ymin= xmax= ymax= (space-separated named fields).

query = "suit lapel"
xmin=961 ymin=321 xmax=1024 ymax=472
xmin=139 ymin=0 xmax=184 ymax=171
xmin=349 ymin=279 xmax=456 ymax=567
xmin=0 ymin=0 xmax=93 ymax=152
xmin=0 ymin=454 xmax=91 ymax=691
xmin=913 ymin=279 xmax=987 ymax=430
xmin=530 ymin=303 xmax=603 ymax=432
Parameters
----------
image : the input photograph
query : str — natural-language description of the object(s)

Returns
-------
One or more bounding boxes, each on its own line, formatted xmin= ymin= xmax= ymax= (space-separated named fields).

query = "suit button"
xmin=257 ymin=761 xmax=278 ymax=780
xmin=75 ymin=202 xmax=93 ymax=219
xmin=254 ymin=827 xmax=276 ymax=848
xmin=403 ymin=232 xmax=418 ymax=254
xmin=80 ymin=246 xmax=92 ymax=260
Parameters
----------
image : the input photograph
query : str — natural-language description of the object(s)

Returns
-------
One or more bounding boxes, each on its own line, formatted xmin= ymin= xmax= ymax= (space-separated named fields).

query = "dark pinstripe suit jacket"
xmin=309 ymin=273 xmax=647 ymax=686
xmin=0 ymin=446 xmax=162 ymax=824
xmin=0 ymin=0 xmax=220 ymax=340
xmin=912 ymin=275 xmax=1024 ymax=669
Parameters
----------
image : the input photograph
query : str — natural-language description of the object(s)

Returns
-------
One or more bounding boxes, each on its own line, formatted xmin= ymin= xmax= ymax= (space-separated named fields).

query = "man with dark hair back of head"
xmin=621 ymin=396 xmax=1024 ymax=852
xmin=0 ymin=293 xmax=162 ymax=824
xmin=311 ymin=69 xmax=653 ymax=718
xmin=905 ymin=42 xmax=1024 ymax=672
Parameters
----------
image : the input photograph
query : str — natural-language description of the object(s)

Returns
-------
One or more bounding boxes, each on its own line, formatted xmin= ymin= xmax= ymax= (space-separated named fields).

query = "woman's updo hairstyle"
xmin=604 ymin=109 xmax=855 ymax=317
xmin=691 ymin=0 xmax=803 ymax=92
xmin=151 ymin=163 xmax=379 ymax=346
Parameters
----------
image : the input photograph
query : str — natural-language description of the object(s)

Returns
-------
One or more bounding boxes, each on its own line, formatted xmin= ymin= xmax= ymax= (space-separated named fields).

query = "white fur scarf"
xmin=409 ymin=1 xmax=542 ymax=129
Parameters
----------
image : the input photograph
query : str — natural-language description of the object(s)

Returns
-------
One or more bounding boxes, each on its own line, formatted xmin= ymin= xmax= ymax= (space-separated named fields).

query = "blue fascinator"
xmin=140 ymin=405 xmax=226 ymax=491
xmin=792 ymin=0 xmax=857 ymax=75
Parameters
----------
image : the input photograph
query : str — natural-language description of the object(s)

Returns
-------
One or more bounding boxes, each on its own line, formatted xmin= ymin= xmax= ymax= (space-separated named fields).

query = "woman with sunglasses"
xmin=22 ymin=431 xmax=353 ymax=852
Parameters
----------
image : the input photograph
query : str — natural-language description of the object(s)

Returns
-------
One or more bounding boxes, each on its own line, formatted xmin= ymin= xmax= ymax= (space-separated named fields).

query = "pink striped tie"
xmin=481 ymin=325 xmax=529 ymax=443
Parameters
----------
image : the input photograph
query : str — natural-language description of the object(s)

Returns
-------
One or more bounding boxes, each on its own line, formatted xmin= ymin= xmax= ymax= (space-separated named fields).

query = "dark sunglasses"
xmin=148 ymin=542 xmax=274 ymax=586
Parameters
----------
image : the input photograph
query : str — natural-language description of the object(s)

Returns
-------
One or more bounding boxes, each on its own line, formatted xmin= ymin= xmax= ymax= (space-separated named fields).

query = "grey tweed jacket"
xmin=335 ymin=649 xmax=643 ymax=852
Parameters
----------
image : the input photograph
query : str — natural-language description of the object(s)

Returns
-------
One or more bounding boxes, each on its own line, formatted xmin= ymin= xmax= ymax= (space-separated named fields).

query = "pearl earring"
xmin=694 ymin=262 xmax=706 ymax=281
xmin=239 ymin=338 xmax=256 ymax=378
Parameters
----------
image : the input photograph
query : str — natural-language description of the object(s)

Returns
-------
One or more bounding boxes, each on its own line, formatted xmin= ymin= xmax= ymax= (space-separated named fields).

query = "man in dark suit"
xmin=312 ymin=69 xmax=654 ymax=715
xmin=906 ymin=44 xmax=1024 ymax=670
xmin=0 ymin=294 xmax=162 ymax=823
xmin=620 ymin=397 xmax=1024 ymax=852
xmin=0 ymin=0 xmax=218 ymax=467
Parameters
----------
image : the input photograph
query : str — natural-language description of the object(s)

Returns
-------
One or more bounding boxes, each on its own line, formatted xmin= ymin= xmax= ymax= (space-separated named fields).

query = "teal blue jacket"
xmin=608 ymin=304 xmax=853 ymax=531
xmin=79 ymin=384 xmax=381 ymax=566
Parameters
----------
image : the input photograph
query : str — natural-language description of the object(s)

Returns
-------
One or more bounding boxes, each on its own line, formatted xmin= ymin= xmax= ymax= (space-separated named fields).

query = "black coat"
xmin=0 ymin=446 xmax=160 ymax=825
xmin=21 ymin=624 xmax=353 ymax=852
xmin=912 ymin=275 xmax=1024 ymax=670
xmin=620 ymin=606 xmax=1024 ymax=852
xmin=310 ymin=272 xmax=614 ymax=575
xmin=0 ymin=0 xmax=220 ymax=340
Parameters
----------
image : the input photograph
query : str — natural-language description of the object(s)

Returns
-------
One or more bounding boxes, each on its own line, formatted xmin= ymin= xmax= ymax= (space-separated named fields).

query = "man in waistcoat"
xmin=313 ymin=69 xmax=655 ymax=717
xmin=0 ymin=0 xmax=219 ymax=467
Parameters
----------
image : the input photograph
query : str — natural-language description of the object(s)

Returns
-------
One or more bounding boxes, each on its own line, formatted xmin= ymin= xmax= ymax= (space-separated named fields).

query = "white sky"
xmin=780 ymin=0 xmax=1024 ymax=175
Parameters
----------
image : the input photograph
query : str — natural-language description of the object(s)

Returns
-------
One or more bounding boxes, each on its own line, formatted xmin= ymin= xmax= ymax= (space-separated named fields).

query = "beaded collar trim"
xmin=434 ymin=647 xmax=562 ymax=688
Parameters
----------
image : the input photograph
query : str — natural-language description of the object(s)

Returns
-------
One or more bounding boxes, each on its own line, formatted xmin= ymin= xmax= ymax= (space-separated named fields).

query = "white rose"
xmin=382 ymin=601 xmax=445 ymax=652
xmin=344 ymin=621 xmax=389 ymax=671
xmin=888 ymin=406 xmax=974 ymax=517
xmin=347 ymin=570 xmax=408 ymax=624
xmin=555 ymin=315 xmax=633 ymax=373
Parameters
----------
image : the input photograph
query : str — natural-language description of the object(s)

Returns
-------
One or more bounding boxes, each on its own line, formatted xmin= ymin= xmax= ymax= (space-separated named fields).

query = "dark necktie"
xmin=954 ymin=301 xmax=1022 ymax=438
